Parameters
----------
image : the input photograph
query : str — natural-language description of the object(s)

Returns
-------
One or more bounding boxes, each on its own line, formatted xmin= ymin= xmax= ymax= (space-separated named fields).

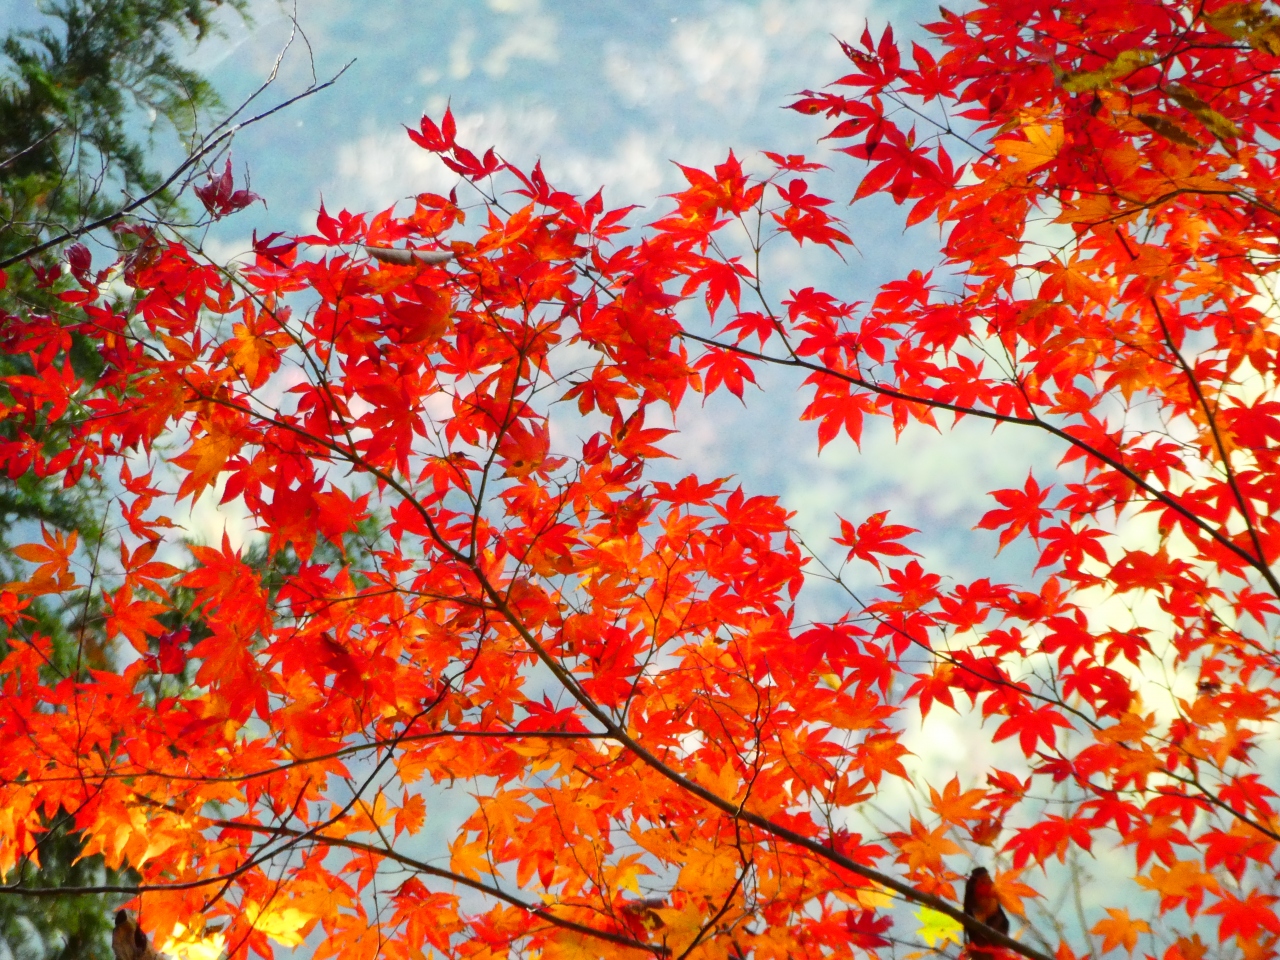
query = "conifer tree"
xmin=0 ymin=4 xmax=242 ymax=959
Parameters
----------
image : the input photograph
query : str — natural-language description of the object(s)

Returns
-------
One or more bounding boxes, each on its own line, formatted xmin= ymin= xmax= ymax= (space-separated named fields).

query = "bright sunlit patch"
xmin=157 ymin=923 xmax=227 ymax=960
xmin=242 ymin=901 xmax=312 ymax=947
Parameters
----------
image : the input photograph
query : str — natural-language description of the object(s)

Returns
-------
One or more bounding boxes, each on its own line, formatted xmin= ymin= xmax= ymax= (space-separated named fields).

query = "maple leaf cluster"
xmin=3 ymin=2 xmax=1280 ymax=960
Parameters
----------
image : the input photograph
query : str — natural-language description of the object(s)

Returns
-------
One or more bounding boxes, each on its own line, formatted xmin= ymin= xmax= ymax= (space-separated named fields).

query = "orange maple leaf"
xmin=1091 ymin=908 xmax=1151 ymax=954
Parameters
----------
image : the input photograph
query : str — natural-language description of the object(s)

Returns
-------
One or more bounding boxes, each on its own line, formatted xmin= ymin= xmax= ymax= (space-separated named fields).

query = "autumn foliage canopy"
xmin=3 ymin=2 xmax=1280 ymax=960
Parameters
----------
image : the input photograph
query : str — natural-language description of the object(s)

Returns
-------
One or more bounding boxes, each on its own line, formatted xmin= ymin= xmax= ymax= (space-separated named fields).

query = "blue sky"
xmin=193 ymin=1 xmax=893 ymax=217
xmin=171 ymin=0 xmax=1055 ymax=587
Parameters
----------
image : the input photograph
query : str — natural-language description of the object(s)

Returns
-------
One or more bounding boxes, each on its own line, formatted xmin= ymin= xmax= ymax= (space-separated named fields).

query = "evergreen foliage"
xmin=0 ymin=4 xmax=242 ymax=959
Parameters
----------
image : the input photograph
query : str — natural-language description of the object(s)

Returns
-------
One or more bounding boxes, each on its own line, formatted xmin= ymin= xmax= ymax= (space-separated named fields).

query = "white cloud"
xmin=449 ymin=25 xmax=476 ymax=80
xmin=545 ymin=130 xmax=668 ymax=207
xmin=603 ymin=44 xmax=683 ymax=109
xmin=604 ymin=0 xmax=873 ymax=115
xmin=482 ymin=0 xmax=558 ymax=77
xmin=332 ymin=129 xmax=458 ymax=217
xmin=672 ymin=12 xmax=768 ymax=111
xmin=602 ymin=11 xmax=767 ymax=112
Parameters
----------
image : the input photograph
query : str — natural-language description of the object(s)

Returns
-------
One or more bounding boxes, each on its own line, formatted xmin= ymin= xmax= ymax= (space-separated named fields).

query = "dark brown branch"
xmin=210 ymin=819 xmax=667 ymax=956
xmin=677 ymin=329 xmax=1280 ymax=598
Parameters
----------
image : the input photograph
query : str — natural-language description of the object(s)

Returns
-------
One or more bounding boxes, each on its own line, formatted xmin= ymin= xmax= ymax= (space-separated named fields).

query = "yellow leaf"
xmin=541 ymin=930 xmax=608 ymax=960
xmin=610 ymin=854 xmax=650 ymax=895
xmin=993 ymin=121 xmax=1065 ymax=171
xmin=833 ymin=883 xmax=894 ymax=910
xmin=396 ymin=747 xmax=432 ymax=785
xmin=243 ymin=901 xmax=312 ymax=948
xmin=1097 ymin=711 xmax=1156 ymax=744
xmin=138 ymin=828 xmax=178 ymax=867
xmin=678 ymin=840 xmax=741 ymax=899
xmin=652 ymin=898 xmax=723 ymax=957
xmin=916 ymin=907 xmax=964 ymax=947
xmin=158 ymin=923 xmax=228 ymax=960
